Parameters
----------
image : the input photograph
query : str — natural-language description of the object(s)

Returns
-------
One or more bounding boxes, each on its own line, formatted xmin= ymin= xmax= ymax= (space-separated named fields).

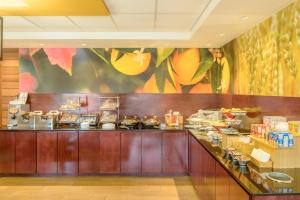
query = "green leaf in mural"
xmin=89 ymin=48 xmax=110 ymax=64
xmin=154 ymin=59 xmax=177 ymax=93
xmin=167 ymin=58 xmax=177 ymax=88
xmin=192 ymin=49 xmax=214 ymax=80
xmin=210 ymin=61 xmax=222 ymax=93
xmin=155 ymin=66 xmax=167 ymax=93
xmin=156 ymin=48 xmax=175 ymax=67
xmin=192 ymin=60 xmax=214 ymax=80
xmin=114 ymin=51 xmax=124 ymax=62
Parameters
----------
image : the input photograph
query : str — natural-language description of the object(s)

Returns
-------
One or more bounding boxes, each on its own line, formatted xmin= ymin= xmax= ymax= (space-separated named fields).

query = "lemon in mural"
xmin=142 ymin=74 xmax=182 ymax=93
xmin=111 ymin=48 xmax=151 ymax=75
xmin=171 ymin=48 xmax=205 ymax=85
xmin=189 ymin=83 xmax=212 ymax=93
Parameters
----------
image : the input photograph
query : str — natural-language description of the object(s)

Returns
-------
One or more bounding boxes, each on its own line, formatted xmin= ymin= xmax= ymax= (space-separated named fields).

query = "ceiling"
xmin=1 ymin=0 xmax=295 ymax=48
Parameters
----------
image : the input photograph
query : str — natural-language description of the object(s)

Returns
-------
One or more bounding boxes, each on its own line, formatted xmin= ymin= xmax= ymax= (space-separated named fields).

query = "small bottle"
xmin=283 ymin=133 xmax=289 ymax=148
xmin=277 ymin=134 xmax=284 ymax=148
xmin=288 ymin=134 xmax=294 ymax=148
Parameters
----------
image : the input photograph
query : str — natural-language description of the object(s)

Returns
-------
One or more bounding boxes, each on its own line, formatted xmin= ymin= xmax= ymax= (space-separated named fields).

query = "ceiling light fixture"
xmin=81 ymin=43 xmax=87 ymax=46
xmin=39 ymin=43 xmax=45 ymax=46
xmin=0 ymin=0 xmax=28 ymax=8
xmin=218 ymin=33 xmax=225 ymax=37
xmin=241 ymin=16 xmax=249 ymax=21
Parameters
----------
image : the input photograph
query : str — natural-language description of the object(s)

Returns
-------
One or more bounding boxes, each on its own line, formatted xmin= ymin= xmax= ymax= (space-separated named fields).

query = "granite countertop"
xmin=0 ymin=126 xmax=186 ymax=132
xmin=189 ymin=130 xmax=300 ymax=196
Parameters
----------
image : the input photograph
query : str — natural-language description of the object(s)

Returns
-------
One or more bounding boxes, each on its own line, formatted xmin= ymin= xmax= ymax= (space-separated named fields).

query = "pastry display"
xmin=100 ymin=99 xmax=119 ymax=110
xmin=100 ymin=111 xmax=117 ymax=123
xmin=59 ymin=99 xmax=80 ymax=110
xmin=80 ymin=114 xmax=98 ymax=126
xmin=59 ymin=113 xmax=79 ymax=123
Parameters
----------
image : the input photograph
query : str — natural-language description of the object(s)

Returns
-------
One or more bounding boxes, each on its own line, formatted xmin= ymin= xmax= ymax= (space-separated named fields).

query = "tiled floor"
xmin=0 ymin=176 xmax=199 ymax=200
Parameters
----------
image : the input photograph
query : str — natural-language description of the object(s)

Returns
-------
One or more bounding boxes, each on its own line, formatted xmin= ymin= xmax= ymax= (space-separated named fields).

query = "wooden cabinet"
xmin=229 ymin=176 xmax=250 ymax=200
xmin=215 ymin=162 xmax=229 ymax=200
xmin=121 ymin=132 xmax=142 ymax=174
xmin=162 ymin=131 xmax=188 ymax=175
xmin=37 ymin=131 xmax=58 ymax=174
xmin=142 ymin=131 xmax=162 ymax=174
xmin=189 ymin=133 xmax=249 ymax=200
xmin=15 ymin=131 xmax=37 ymax=174
xmin=100 ymin=131 xmax=120 ymax=174
xmin=189 ymin=134 xmax=201 ymax=193
xmin=58 ymin=131 xmax=78 ymax=174
xmin=0 ymin=131 xmax=15 ymax=174
xmin=197 ymin=141 xmax=216 ymax=200
xmin=79 ymin=131 xmax=100 ymax=174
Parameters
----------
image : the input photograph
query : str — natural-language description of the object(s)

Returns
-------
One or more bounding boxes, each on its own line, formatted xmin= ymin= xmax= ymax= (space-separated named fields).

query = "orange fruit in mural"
xmin=171 ymin=48 xmax=205 ymax=85
xmin=189 ymin=83 xmax=212 ymax=94
xmin=142 ymin=74 xmax=182 ymax=93
xmin=111 ymin=48 xmax=151 ymax=75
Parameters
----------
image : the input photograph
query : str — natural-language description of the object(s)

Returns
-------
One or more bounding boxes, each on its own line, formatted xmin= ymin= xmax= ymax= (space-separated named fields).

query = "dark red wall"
xmin=27 ymin=93 xmax=300 ymax=120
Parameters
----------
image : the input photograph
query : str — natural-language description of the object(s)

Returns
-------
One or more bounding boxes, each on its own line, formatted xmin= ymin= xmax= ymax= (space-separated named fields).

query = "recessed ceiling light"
xmin=81 ymin=43 xmax=87 ymax=46
xmin=0 ymin=0 xmax=28 ymax=7
xmin=217 ymin=33 xmax=225 ymax=37
xmin=241 ymin=16 xmax=249 ymax=21
xmin=39 ymin=43 xmax=45 ymax=46
xmin=207 ymin=43 xmax=211 ymax=47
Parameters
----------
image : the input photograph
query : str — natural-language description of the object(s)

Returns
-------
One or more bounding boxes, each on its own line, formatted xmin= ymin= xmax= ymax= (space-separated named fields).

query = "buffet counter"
xmin=0 ymin=128 xmax=188 ymax=176
xmin=189 ymin=130 xmax=300 ymax=199
xmin=1 ymin=127 xmax=300 ymax=199
xmin=0 ymin=127 xmax=185 ymax=131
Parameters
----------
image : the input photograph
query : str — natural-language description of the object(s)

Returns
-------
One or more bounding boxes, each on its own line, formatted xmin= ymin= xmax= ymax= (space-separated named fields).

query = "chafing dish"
xmin=119 ymin=115 xmax=140 ymax=129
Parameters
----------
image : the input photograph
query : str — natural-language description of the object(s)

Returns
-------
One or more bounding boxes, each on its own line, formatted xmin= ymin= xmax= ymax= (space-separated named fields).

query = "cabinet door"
xmin=215 ymin=162 xmax=229 ymax=200
xmin=37 ymin=131 xmax=58 ymax=174
xmin=15 ymin=132 xmax=37 ymax=174
xmin=142 ymin=131 xmax=162 ymax=174
xmin=58 ymin=131 xmax=78 ymax=174
xmin=79 ymin=131 xmax=100 ymax=174
xmin=121 ymin=132 xmax=142 ymax=174
xmin=206 ymin=154 xmax=216 ymax=200
xmin=100 ymin=131 xmax=120 ymax=174
xmin=229 ymin=176 xmax=250 ymax=200
xmin=0 ymin=131 xmax=15 ymax=174
xmin=188 ymin=134 xmax=202 ymax=195
xmin=162 ymin=131 xmax=188 ymax=175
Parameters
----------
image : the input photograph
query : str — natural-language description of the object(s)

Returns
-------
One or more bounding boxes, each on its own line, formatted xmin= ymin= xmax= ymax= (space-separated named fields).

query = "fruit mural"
xmin=19 ymin=48 xmax=232 ymax=94
xmin=229 ymin=0 xmax=300 ymax=97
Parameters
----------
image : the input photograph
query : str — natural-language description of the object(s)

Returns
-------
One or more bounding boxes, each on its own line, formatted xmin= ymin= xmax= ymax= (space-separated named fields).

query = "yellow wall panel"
xmin=0 ymin=0 xmax=109 ymax=16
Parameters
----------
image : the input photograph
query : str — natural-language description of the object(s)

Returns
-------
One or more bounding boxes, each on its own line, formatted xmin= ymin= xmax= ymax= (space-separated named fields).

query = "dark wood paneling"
xmin=121 ymin=131 xmax=142 ymax=174
xmin=25 ymin=93 xmax=300 ymax=125
xmin=15 ymin=132 xmax=37 ymax=174
xmin=79 ymin=131 xmax=100 ymax=174
xmin=27 ymin=93 xmax=221 ymax=121
xmin=100 ymin=131 xmax=121 ymax=174
xmin=37 ymin=131 xmax=58 ymax=174
xmin=58 ymin=131 xmax=78 ymax=174
xmin=229 ymin=176 xmax=250 ymax=200
xmin=189 ymin=134 xmax=201 ymax=197
xmin=162 ymin=131 xmax=188 ymax=175
xmin=232 ymin=95 xmax=300 ymax=120
xmin=142 ymin=131 xmax=162 ymax=174
xmin=0 ymin=131 xmax=15 ymax=174
xmin=215 ymin=162 xmax=229 ymax=200
xmin=253 ymin=196 xmax=300 ymax=200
